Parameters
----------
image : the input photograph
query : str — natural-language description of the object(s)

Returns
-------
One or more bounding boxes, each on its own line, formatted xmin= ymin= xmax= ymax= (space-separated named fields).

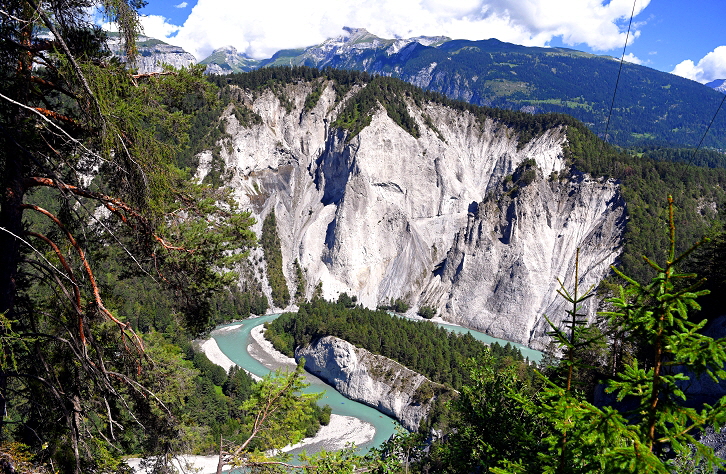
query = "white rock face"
xmin=296 ymin=336 xmax=440 ymax=431
xmin=214 ymin=79 xmax=626 ymax=346
xmin=428 ymin=174 xmax=624 ymax=350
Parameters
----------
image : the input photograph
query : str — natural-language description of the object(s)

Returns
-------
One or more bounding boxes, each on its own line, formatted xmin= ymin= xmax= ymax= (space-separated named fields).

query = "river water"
xmin=211 ymin=314 xmax=398 ymax=453
xmin=211 ymin=312 xmax=544 ymax=453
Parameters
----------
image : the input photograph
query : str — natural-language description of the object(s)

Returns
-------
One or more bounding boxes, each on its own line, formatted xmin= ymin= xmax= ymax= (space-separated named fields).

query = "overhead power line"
xmin=686 ymin=93 xmax=726 ymax=167
xmin=603 ymin=0 xmax=638 ymax=150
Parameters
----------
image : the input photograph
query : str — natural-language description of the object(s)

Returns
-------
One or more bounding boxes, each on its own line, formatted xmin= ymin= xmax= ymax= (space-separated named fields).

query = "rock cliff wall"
xmin=107 ymin=36 xmax=197 ymax=73
xmin=204 ymin=79 xmax=626 ymax=350
xmin=296 ymin=336 xmax=442 ymax=431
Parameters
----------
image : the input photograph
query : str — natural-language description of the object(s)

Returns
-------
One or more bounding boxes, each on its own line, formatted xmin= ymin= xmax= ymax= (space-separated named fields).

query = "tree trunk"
xmin=216 ymin=435 xmax=225 ymax=474
xmin=0 ymin=3 xmax=32 ymax=439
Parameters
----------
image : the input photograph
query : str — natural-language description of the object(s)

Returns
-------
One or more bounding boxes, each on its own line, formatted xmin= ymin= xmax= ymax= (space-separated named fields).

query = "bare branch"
xmin=24 ymin=176 xmax=191 ymax=252
xmin=21 ymin=203 xmax=144 ymax=353
xmin=0 ymin=226 xmax=75 ymax=286
xmin=26 ymin=0 xmax=104 ymax=127
xmin=26 ymin=232 xmax=82 ymax=314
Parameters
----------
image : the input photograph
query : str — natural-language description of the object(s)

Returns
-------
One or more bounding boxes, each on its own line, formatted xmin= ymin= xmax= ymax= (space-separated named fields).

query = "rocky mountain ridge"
xmin=119 ymin=28 xmax=726 ymax=149
xmin=707 ymin=79 xmax=726 ymax=94
xmin=261 ymin=27 xmax=449 ymax=69
xmin=198 ymin=46 xmax=261 ymax=75
xmin=107 ymin=35 xmax=196 ymax=72
xmin=198 ymin=76 xmax=626 ymax=350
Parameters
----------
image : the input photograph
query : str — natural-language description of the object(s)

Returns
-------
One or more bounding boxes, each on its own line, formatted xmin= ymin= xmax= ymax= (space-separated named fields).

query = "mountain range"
xmin=118 ymin=28 xmax=726 ymax=150
xmin=707 ymin=79 xmax=726 ymax=94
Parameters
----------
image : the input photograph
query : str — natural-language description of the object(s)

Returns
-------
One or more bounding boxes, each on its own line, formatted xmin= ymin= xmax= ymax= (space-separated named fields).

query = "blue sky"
xmin=131 ymin=0 xmax=726 ymax=83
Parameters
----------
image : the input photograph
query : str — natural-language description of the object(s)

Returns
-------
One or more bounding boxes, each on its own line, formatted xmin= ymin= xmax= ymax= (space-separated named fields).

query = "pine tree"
xmin=0 ymin=1 xmax=255 ymax=469
xmin=497 ymin=196 xmax=726 ymax=473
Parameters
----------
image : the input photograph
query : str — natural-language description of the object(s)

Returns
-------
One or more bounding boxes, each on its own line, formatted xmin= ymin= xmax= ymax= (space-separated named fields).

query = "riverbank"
xmin=126 ymin=413 xmax=374 ymax=473
xmin=200 ymin=321 xmax=375 ymax=451
xmin=196 ymin=333 xmax=262 ymax=381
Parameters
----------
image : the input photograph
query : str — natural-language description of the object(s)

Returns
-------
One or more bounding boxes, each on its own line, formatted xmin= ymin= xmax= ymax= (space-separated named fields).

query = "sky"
xmin=125 ymin=0 xmax=726 ymax=84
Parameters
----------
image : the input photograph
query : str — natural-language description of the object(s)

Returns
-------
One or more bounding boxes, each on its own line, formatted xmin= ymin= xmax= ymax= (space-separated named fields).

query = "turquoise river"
xmin=211 ymin=313 xmax=544 ymax=454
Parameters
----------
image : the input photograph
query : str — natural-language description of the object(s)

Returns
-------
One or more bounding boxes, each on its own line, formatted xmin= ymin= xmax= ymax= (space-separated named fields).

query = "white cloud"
xmin=622 ymin=53 xmax=643 ymax=65
xmin=174 ymin=2 xmax=188 ymax=8
xmin=672 ymin=46 xmax=726 ymax=84
xmin=163 ymin=0 xmax=652 ymax=61
xmin=138 ymin=15 xmax=181 ymax=40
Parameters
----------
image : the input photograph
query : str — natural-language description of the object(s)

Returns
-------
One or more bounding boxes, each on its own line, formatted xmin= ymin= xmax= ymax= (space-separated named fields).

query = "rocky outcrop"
xmin=205 ymin=78 xmax=625 ymax=349
xmin=200 ymin=46 xmax=261 ymax=75
xmin=426 ymin=172 xmax=625 ymax=349
xmin=107 ymin=36 xmax=196 ymax=73
xmin=296 ymin=336 xmax=444 ymax=431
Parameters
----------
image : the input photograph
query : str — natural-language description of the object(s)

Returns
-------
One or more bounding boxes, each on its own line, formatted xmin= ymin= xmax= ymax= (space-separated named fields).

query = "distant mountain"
xmin=706 ymin=79 xmax=726 ymax=94
xmin=259 ymin=27 xmax=450 ymax=69
xmin=200 ymin=28 xmax=726 ymax=149
xmin=107 ymin=34 xmax=196 ymax=72
xmin=198 ymin=46 xmax=261 ymax=74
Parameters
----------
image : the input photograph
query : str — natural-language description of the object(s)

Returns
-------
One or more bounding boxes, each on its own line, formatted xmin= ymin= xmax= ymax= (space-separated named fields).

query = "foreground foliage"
xmin=400 ymin=198 xmax=726 ymax=473
xmin=0 ymin=1 xmax=257 ymax=470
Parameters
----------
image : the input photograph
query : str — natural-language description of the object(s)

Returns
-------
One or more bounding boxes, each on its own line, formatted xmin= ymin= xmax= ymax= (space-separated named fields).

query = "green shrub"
xmin=417 ymin=306 xmax=437 ymax=319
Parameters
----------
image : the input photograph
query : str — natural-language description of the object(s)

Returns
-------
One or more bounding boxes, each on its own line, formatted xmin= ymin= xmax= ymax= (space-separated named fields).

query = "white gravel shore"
xmin=129 ymin=322 xmax=376 ymax=472
xmin=126 ymin=411 xmax=376 ymax=473
xmin=249 ymin=325 xmax=297 ymax=367
xmin=179 ymin=321 xmax=375 ymax=469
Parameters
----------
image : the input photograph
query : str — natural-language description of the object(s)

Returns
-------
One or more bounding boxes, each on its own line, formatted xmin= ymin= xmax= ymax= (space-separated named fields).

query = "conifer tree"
xmin=0 ymin=1 xmax=255 ymax=470
xmin=497 ymin=196 xmax=726 ymax=473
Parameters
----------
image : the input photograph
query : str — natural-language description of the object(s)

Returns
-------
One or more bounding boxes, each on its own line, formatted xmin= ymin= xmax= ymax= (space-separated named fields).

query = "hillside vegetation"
xmin=4 ymin=1 xmax=726 ymax=464
xmin=266 ymin=298 xmax=533 ymax=391
xmin=204 ymin=35 xmax=726 ymax=149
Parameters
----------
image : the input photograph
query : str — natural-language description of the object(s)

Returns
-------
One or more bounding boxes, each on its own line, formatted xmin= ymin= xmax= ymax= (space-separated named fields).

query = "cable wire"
xmin=686 ymin=93 xmax=726 ymax=167
xmin=602 ymin=0 xmax=638 ymax=171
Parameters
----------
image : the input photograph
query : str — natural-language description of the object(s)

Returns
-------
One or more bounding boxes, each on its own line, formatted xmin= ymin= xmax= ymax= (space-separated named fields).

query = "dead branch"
xmin=0 ymin=226 xmax=75 ymax=286
xmin=26 ymin=231 xmax=85 ymax=345
xmin=32 ymin=107 xmax=78 ymax=126
xmin=130 ymin=71 xmax=178 ymax=86
xmin=23 ymin=176 xmax=191 ymax=252
xmin=130 ymin=71 xmax=178 ymax=79
xmin=20 ymin=203 xmax=144 ymax=353
xmin=30 ymin=75 xmax=78 ymax=100
xmin=26 ymin=0 xmax=104 ymax=127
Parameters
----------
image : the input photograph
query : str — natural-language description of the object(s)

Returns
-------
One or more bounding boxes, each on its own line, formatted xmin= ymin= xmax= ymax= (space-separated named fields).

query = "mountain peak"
xmin=706 ymin=79 xmax=726 ymax=93
xmin=341 ymin=26 xmax=372 ymax=38
xmin=199 ymin=46 xmax=259 ymax=74
xmin=328 ymin=26 xmax=384 ymax=47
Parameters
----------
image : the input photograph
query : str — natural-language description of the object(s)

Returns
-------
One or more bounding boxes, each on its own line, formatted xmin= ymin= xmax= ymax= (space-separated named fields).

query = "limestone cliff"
xmin=201 ymin=78 xmax=626 ymax=350
xmin=107 ymin=36 xmax=196 ymax=73
xmin=296 ymin=336 xmax=444 ymax=431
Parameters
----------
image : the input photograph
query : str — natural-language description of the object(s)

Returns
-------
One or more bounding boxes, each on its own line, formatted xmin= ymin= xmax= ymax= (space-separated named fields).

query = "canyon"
xmin=196 ymin=78 xmax=626 ymax=350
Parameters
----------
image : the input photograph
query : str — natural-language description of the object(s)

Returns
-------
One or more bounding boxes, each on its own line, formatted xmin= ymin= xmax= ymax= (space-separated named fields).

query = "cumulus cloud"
xmin=155 ymin=0 xmax=652 ymax=61
xmin=622 ymin=53 xmax=643 ymax=65
xmin=672 ymin=46 xmax=726 ymax=84
xmin=138 ymin=15 xmax=181 ymax=40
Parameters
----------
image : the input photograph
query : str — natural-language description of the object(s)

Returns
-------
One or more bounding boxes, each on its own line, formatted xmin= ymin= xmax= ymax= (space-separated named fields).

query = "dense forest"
xmin=0 ymin=3 xmax=322 ymax=472
xmin=261 ymin=211 xmax=291 ymax=308
xmin=266 ymin=298 xmax=533 ymax=391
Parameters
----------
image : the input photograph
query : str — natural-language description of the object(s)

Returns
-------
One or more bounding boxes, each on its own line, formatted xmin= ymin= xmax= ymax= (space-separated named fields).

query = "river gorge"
xmin=208 ymin=313 xmax=544 ymax=454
